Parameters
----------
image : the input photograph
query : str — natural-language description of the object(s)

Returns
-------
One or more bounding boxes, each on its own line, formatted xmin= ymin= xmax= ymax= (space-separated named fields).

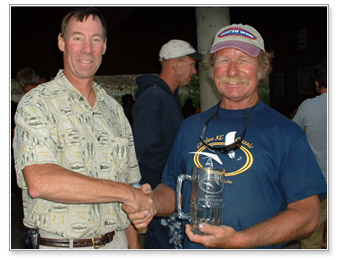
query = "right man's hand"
xmin=122 ymin=184 xmax=156 ymax=229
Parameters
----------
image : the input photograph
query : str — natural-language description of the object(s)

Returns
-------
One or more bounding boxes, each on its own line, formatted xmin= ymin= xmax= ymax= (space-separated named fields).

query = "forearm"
xmin=125 ymin=224 xmax=140 ymax=249
xmin=23 ymin=163 xmax=135 ymax=205
xmin=187 ymin=195 xmax=320 ymax=249
xmin=153 ymin=184 xmax=176 ymax=217
xmin=230 ymin=195 xmax=320 ymax=248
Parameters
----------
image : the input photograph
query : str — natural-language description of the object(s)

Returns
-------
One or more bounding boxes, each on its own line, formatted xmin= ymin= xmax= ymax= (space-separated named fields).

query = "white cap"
xmin=159 ymin=39 xmax=203 ymax=61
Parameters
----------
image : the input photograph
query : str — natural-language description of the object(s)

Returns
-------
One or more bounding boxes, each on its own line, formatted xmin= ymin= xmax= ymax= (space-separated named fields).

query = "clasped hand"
xmin=121 ymin=184 xmax=156 ymax=229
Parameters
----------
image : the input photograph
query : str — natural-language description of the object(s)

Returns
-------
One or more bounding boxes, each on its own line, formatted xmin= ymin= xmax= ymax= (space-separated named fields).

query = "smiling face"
xmin=58 ymin=15 xmax=107 ymax=84
xmin=213 ymin=48 xmax=260 ymax=109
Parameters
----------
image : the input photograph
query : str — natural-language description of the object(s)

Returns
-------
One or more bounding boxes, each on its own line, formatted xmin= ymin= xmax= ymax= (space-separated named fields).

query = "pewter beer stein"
xmin=176 ymin=167 xmax=225 ymax=234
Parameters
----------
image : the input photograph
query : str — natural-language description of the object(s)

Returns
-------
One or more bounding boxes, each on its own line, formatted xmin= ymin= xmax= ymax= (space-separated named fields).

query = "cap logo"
xmin=218 ymin=27 xmax=257 ymax=40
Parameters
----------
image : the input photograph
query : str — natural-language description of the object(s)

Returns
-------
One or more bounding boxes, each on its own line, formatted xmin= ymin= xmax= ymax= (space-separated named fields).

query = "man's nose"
xmin=192 ymin=66 xmax=197 ymax=75
xmin=228 ymin=61 xmax=240 ymax=76
xmin=81 ymin=38 xmax=93 ymax=53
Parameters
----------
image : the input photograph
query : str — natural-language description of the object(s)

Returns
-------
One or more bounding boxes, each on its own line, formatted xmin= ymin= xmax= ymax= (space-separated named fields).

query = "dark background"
xmin=10 ymin=5 xmax=327 ymax=115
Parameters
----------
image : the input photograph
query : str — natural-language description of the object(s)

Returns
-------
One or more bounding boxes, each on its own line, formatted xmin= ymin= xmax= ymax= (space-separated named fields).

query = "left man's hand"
xmin=122 ymin=184 xmax=155 ymax=229
xmin=185 ymin=223 xmax=238 ymax=249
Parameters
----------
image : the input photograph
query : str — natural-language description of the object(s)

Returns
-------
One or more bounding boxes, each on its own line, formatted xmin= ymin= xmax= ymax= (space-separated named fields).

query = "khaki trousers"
xmin=300 ymin=197 xmax=327 ymax=249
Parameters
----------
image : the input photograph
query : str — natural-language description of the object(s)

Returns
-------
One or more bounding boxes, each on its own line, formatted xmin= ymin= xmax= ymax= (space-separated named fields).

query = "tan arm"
xmin=186 ymin=195 xmax=320 ymax=248
xmin=153 ymin=184 xmax=176 ymax=217
xmin=125 ymin=224 xmax=141 ymax=249
xmin=23 ymin=163 xmax=153 ymax=213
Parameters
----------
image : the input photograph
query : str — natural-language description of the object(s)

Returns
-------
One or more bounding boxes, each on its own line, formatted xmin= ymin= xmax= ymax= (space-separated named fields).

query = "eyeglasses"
xmin=178 ymin=59 xmax=196 ymax=69
xmin=199 ymin=102 xmax=250 ymax=154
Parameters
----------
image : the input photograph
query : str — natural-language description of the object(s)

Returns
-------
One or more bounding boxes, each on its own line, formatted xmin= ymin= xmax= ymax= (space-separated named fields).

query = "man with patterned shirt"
xmin=13 ymin=8 xmax=154 ymax=249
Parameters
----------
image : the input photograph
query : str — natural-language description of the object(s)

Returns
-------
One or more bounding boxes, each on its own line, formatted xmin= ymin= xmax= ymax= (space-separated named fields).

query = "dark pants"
xmin=145 ymin=217 xmax=174 ymax=249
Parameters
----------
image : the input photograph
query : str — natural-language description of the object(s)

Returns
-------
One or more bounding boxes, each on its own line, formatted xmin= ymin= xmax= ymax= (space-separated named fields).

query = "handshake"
xmin=122 ymin=183 xmax=157 ymax=229
xmin=121 ymin=182 xmax=242 ymax=249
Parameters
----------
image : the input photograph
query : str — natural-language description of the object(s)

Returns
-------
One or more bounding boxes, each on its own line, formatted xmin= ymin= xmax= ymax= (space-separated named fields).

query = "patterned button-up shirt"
xmin=13 ymin=70 xmax=141 ymax=239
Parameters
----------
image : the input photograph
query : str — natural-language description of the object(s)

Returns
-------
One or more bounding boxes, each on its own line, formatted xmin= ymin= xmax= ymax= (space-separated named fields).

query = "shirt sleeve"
xmin=13 ymin=94 xmax=58 ymax=189
xmin=279 ymin=128 xmax=327 ymax=203
xmin=292 ymin=100 xmax=308 ymax=130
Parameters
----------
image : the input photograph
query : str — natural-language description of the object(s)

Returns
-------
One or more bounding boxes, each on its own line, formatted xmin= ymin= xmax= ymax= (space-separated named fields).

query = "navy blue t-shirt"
xmin=161 ymin=102 xmax=327 ymax=249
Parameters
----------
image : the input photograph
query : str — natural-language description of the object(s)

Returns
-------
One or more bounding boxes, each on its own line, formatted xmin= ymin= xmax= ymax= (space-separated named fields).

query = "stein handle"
xmin=176 ymin=174 xmax=191 ymax=221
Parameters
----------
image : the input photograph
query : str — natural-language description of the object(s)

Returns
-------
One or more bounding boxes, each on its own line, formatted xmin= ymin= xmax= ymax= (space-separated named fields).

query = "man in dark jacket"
xmin=132 ymin=39 xmax=202 ymax=249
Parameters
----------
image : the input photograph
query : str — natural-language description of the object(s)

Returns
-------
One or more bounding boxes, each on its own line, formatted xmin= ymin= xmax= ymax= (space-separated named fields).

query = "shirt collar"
xmin=55 ymin=69 xmax=106 ymax=103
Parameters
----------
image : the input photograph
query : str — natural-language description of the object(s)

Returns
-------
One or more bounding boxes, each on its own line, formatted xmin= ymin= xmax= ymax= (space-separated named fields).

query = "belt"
xmin=40 ymin=230 xmax=115 ymax=249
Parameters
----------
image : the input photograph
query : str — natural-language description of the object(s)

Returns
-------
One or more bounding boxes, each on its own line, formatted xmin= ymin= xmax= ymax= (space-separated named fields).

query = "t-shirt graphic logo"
xmin=189 ymin=151 xmax=222 ymax=168
xmin=191 ymin=131 xmax=254 ymax=176
xmin=225 ymin=131 xmax=236 ymax=159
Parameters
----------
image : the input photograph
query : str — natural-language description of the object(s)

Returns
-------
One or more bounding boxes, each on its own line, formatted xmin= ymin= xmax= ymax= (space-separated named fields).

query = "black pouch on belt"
xmin=24 ymin=228 xmax=40 ymax=249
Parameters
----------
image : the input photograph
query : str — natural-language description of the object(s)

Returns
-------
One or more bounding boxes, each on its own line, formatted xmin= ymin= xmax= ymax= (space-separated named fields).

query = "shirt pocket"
xmin=98 ymin=135 xmax=130 ymax=183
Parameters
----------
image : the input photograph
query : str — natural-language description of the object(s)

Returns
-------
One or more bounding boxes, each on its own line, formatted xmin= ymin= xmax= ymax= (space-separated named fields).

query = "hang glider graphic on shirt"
xmin=188 ymin=151 xmax=223 ymax=167
xmin=191 ymin=131 xmax=238 ymax=167
xmin=190 ymin=131 xmax=254 ymax=175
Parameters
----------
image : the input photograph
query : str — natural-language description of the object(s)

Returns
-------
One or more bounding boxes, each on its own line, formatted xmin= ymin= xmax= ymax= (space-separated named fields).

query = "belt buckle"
xmin=92 ymin=235 xmax=104 ymax=249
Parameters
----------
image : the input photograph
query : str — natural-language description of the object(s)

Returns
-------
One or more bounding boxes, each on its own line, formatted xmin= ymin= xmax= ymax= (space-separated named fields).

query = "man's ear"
xmin=58 ymin=33 xmax=65 ymax=52
xmin=171 ymin=58 xmax=180 ymax=71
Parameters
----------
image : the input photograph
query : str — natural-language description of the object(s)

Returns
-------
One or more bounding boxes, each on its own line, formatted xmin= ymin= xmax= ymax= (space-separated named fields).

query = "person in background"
xmin=13 ymin=7 xmax=153 ymax=249
xmin=288 ymin=105 xmax=298 ymax=119
xmin=16 ymin=67 xmax=40 ymax=94
xmin=293 ymin=58 xmax=327 ymax=249
xmin=39 ymin=75 xmax=50 ymax=84
xmin=121 ymin=94 xmax=134 ymax=125
xmin=182 ymin=98 xmax=196 ymax=118
xmin=127 ymin=23 xmax=327 ymax=249
xmin=131 ymin=39 xmax=202 ymax=249
xmin=12 ymin=67 xmax=40 ymax=201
